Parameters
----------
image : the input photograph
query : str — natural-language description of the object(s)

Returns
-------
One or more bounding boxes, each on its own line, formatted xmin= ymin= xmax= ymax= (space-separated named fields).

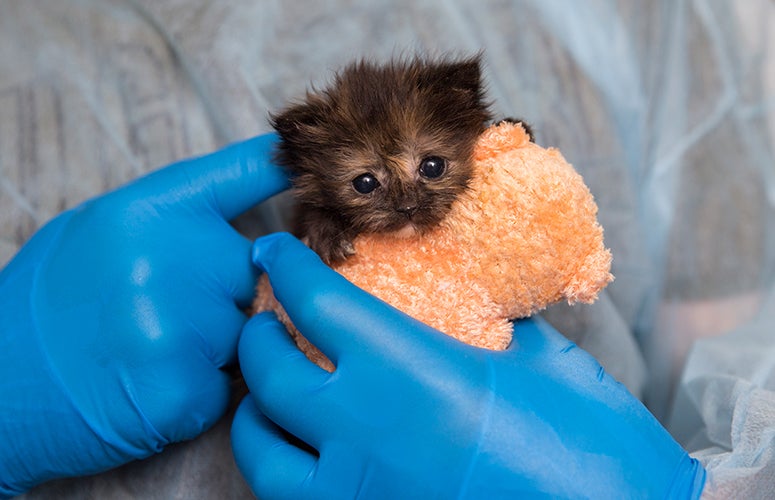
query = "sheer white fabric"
xmin=2 ymin=1 xmax=773 ymax=497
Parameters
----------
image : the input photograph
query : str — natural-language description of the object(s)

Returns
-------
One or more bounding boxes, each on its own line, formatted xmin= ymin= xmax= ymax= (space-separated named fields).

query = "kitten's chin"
xmin=391 ymin=224 xmax=418 ymax=239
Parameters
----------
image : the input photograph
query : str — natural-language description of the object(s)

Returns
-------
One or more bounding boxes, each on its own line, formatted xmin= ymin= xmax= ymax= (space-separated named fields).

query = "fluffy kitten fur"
xmin=271 ymin=55 xmax=493 ymax=263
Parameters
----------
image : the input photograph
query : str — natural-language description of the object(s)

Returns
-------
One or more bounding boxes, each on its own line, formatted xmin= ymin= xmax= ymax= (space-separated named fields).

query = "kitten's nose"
xmin=396 ymin=204 xmax=419 ymax=217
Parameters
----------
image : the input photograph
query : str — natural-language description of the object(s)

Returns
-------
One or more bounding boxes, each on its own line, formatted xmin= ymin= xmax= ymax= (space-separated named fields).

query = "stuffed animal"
xmin=253 ymin=121 xmax=613 ymax=371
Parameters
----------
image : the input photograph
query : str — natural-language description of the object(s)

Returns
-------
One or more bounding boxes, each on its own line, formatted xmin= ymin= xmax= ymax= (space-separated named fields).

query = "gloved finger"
xmin=142 ymin=362 xmax=232 ymax=443
xmin=512 ymin=317 xmax=609 ymax=383
xmin=196 ymin=133 xmax=290 ymax=219
xmin=239 ymin=312 xmax=333 ymax=445
xmin=202 ymin=226 xmax=260 ymax=309
xmin=188 ymin=301 xmax=248 ymax=368
xmin=510 ymin=317 xmax=574 ymax=354
xmin=251 ymin=232 xmax=447 ymax=367
xmin=232 ymin=395 xmax=318 ymax=500
xmin=132 ymin=133 xmax=290 ymax=220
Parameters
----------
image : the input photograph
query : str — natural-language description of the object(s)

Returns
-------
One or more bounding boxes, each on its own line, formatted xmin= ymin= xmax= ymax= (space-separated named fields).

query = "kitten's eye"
xmin=352 ymin=173 xmax=380 ymax=194
xmin=419 ymin=156 xmax=446 ymax=179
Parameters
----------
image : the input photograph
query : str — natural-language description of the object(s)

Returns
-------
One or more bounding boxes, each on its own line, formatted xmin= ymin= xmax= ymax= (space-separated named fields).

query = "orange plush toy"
xmin=253 ymin=121 xmax=613 ymax=371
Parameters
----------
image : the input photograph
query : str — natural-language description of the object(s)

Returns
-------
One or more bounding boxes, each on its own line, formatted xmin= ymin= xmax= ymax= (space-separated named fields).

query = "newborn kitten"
xmin=271 ymin=55 xmax=493 ymax=264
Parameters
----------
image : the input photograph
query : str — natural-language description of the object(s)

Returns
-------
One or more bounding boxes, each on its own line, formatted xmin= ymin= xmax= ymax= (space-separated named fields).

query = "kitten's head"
xmin=271 ymin=54 xmax=492 ymax=235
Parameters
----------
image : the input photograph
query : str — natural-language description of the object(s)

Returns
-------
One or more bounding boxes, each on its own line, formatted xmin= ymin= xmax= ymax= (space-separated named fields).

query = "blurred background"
xmin=2 ymin=1 xmax=774 ymax=497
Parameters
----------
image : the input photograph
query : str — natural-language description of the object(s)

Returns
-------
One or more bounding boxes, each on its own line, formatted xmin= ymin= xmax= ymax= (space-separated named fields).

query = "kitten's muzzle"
xmin=395 ymin=192 xmax=420 ymax=218
xmin=396 ymin=204 xmax=419 ymax=217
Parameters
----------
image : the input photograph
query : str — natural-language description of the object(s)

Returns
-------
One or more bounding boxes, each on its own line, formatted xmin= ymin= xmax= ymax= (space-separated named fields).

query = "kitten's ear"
xmin=270 ymin=96 xmax=332 ymax=172
xmin=270 ymin=95 xmax=332 ymax=149
xmin=431 ymin=56 xmax=483 ymax=94
xmin=271 ymin=100 xmax=323 ymax=135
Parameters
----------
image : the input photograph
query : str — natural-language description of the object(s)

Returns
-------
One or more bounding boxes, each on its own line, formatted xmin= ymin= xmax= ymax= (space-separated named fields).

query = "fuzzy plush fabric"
xmin=253 ymin=121 xmax=613 ymax=370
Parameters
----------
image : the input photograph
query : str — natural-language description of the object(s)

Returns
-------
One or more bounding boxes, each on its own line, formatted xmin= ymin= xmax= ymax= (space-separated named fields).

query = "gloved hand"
xmin=0 ymin=134 xmax=288 ymax=497
xmin=232 ymin=232 xmax=706 ymax=499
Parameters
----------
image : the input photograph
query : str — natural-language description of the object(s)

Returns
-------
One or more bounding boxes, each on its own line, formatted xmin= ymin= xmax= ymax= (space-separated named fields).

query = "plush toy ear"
xmin=495 ymin=117 xmax=535 ymax=142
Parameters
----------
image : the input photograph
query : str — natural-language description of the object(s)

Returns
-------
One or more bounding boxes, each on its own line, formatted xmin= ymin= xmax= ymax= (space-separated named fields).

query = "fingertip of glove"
xmin=226 ymin=132 xmax=280 ymax=163
xmin=246 ymin=310 xmax=280 ymax=329
xmin=251 ymin=232 xmax=290 ymax=271
xmin=240 ymin=311 xmax=296 ymax=358
xmin=251 ymin=232 xmax=319 ymax=276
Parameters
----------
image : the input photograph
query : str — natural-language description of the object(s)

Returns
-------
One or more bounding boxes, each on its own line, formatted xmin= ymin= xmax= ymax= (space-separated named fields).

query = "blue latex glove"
xmin=0 ymin=134 xmax=288 ymax=497
xmin=232 ymin=233 xmax=706 ymax=499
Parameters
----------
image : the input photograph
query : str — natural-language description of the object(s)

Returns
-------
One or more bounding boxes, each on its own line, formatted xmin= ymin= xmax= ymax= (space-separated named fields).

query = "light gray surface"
xmin=2 ymin=1 xmax=775 ymax=498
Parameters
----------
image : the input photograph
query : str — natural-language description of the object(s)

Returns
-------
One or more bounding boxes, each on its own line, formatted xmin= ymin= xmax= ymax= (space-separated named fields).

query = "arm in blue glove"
xmin=0 ymin=134 xmax=288 ymax=497
xmin=232 ymin=233 xmax=706 ymax=499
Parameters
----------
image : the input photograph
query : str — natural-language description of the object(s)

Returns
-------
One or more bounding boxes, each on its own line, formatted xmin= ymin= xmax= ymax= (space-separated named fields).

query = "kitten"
xmin=271 ymin=55 xmax=497 ymax=264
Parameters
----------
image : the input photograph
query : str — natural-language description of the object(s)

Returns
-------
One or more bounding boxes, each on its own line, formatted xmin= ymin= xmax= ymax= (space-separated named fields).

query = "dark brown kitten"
xmin=271 ymin=55 xmax=493 ymax=263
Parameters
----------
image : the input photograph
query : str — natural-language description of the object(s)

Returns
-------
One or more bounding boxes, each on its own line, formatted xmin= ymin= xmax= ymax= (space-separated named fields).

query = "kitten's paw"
xmin=311 ymin=237 xmax=356 ymax=265
xmin=328 ymin=239 xmax=356 ymax=264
